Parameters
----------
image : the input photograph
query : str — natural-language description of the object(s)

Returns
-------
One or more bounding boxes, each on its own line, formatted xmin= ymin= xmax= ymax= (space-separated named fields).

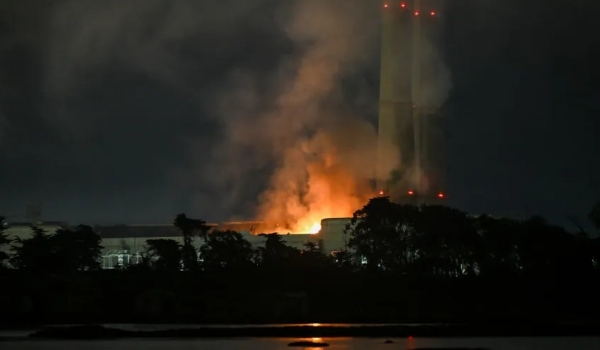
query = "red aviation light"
xmin=437 ymin=192 xmax=445 ymax=198
xmin=407 ymin=190 xmax=415 ymax=195
xmin=414 ymin=11 xmax=419 ymax=16
xmin=379 ymin=190 xmax=384 ymax=195
xmin=384 ymin=3 xmax=389 ymax=8
xmin=430 ymin=11 xmax=436 ymax=16
xmin=400 ymin=3 xmax=406 ymax=8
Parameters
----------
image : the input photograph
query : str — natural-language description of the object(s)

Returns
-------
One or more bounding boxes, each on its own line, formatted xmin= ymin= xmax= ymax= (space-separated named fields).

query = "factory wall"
xmin=1 ymin=222 xmax=330 ymax=269
xmin=316 ymin=217 xmax=352 ymax=253
xmin=101 ymin=231 xmax=322 ymax=269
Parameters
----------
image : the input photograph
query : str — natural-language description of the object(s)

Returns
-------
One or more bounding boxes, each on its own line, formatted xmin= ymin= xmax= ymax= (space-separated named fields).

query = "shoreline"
xmin=13 ymin=323 xmax=600 ymax=340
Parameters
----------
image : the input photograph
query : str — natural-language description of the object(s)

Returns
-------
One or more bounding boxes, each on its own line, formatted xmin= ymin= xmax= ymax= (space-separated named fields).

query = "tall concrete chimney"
xmin=377 ymin=0 xmax=445 ymax=203
xmin=376 ymin=1 xmax=414 ymax=193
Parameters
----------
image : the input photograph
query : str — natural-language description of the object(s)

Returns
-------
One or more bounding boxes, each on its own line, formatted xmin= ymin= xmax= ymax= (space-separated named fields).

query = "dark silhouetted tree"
xmin=414 ymin=205 xmax=480 ymax=277
xmin=145 ymin=239 xmax=182 ymax=271
xmin=52 ymin=225 xmax=103 ymax=273
xmin=257 ymin=233 xmax=300 ymax=268
xmin=10 ymin=226 xmax=55 ymax=274
xmin=473 ymin=215 xmax=522 ymax=276
xmin=174 ymin=213 xmax=209 ymax=271
xmin=199 ymin=230 xmax=254 ymax=270
xmin=0 ymin=216 xmax=9 ymax=267
xmin=346 ymin=197 xmax=419 ymax=272
xmin=299 ymin=241 xmax=329 ymax=269
xmin=331 ymin=249 xmax=354 ymax=270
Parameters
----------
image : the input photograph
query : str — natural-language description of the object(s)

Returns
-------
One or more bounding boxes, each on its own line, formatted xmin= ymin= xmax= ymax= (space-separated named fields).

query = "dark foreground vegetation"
xmin=1 ymin=199 xmax=600 ymax=329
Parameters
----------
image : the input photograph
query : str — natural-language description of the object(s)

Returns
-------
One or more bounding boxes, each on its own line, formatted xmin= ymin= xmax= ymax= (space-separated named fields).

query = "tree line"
xmin=0 ymin=200 xmax=599 ymax=324
xmin=1 ymin=202 xmax=600 ymax=277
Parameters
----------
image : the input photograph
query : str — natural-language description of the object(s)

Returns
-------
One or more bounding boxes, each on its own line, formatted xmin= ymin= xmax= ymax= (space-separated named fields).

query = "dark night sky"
xmin=0 ymin=0 xmax=598 ymax=231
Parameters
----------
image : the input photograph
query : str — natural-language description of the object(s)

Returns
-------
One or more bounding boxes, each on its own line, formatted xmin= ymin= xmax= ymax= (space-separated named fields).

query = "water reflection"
xmin=1 ymin=337 xmax=600 ymax=350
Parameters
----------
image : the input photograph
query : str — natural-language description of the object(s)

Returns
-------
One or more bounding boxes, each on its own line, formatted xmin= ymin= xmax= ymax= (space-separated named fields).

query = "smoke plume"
xmin=209 ymin=0 xmax=381 ymax=231
xmin=2 ymin=0 xmax=450 ymax=225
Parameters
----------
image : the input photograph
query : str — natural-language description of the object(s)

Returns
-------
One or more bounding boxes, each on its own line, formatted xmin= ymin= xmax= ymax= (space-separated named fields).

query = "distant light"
xmin=438 ymin=192 xmax=445 ymax=198
xmin=379 ymin=190 xmax=384 ymax=195
xmin=414 ymin=11 xmax=419 ymax=16
xmin=384 ymin=3 xmax=389 ymax=8
xmin=400 ymin=3 xmax=406 ymax=7
xmin=408 ymin=190 xmax=414 ymax=195
xmin=408 ymin=335 xmax=414 ymax=340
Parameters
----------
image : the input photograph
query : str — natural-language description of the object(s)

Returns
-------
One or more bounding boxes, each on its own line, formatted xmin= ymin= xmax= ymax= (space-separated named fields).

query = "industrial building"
xmin=1 ymin=218 xmax=352 ymax=269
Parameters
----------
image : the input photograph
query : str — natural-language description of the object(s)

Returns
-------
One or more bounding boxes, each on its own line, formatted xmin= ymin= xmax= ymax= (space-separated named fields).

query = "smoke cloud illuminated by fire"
xmin=250 ymin=1 xmax=382 ymax=234
xmin=258 ymin=120 xmax=379 ymax=234
xmin=212 ymin=0 xmax=383 ymax=233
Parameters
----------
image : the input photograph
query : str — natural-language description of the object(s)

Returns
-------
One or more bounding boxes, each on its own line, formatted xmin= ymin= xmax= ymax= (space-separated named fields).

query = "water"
xmin=1 ymin=337 xmax=599 ymax=350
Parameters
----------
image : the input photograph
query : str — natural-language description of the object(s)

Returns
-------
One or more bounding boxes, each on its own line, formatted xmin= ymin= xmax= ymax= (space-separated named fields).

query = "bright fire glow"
xmin=256 ymin=128 xmax=374 ymax=235
xmin=309 ymin=222 xmax=321 ymax=234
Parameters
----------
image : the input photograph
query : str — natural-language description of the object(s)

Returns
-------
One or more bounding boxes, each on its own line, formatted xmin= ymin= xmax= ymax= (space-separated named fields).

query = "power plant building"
xmin=1 ymin=219 xmax=352 ymax=269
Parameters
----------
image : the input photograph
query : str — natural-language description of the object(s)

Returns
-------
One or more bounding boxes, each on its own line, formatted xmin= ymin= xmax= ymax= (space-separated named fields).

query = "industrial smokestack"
xmin=377 ymin=0 xmax=445 ymax=203
xmin=376 ymin=1 xmax=414 ymax=194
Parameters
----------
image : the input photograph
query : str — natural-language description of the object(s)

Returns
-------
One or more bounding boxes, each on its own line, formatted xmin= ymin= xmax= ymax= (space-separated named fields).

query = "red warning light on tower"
xmin=384 ymin=3 xmax=389 ymax=8
xmin=437 ymin=192 xmax=445 ymax=198
xmin=430 ymin=11 xmax=436 ymax=16
xmin=414 ymin=11 xmax=420 ymax=16
xmin=407 ymin=190 xmax=415 ymax=196
xmin=400 ymin=3 xmax=406 ymax=8
xmin=379 ymin=190 xmax=385 ymax=196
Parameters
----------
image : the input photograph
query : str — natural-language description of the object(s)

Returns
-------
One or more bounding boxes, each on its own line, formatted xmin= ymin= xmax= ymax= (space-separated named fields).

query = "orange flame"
xmin=257 ymin=126 xmax=375 ymax=234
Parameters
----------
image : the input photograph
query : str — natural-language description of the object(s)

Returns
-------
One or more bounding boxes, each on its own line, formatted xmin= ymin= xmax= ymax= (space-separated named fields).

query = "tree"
xmin=145 ymin=239 xmax=182 ymax=271
xmin=473 ymin=215 xmax=522 ymax=276
xmin=199 ymin=230 xmax=254 ymax=270
xmin=0 ymin=216 xmax=10 ymax=267
xmin=413 ymin=205 xmax=480 ymax=277
xmin=256 ymin=233 xmax=300 ymax=268
xmin=52 ymin=225 xmax=103 ymax=273
xmin=10 ymin=226 xmax=56 ymax=274
xmin=174 ymin=213 xmax=209 ymax=271
xmin=346 ymin=197 xmax=419 ymax=272
xmin=299 ymin=241 xmax=329 ymax=269
xmin=330 ymin=250 xmax=354 ymax=270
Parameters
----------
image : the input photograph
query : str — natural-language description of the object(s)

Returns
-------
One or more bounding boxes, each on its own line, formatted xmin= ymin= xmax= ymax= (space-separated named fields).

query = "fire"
xmin=256 ymin=125 xmax=375 ymax=234
xmin=309 ymin=222 xmax=321 ymax=234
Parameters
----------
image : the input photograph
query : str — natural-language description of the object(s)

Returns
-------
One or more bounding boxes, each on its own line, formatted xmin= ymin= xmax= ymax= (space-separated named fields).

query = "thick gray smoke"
xmin=1 ymin=0 xmax=451 ymax=224
xmin=206 ymin=0 xmax=383 ymax=230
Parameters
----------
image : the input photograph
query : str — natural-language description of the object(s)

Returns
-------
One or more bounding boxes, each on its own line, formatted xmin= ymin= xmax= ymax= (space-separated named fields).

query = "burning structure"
xmin=377 ymin=0 xmax=446 ymax=203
